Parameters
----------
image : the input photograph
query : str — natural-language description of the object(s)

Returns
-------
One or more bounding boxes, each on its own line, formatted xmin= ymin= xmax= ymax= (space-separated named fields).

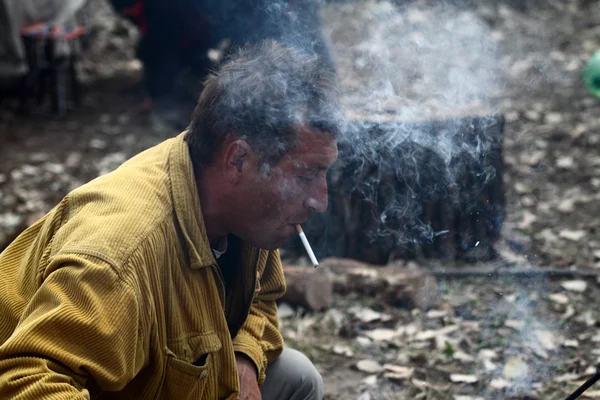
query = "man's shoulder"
xmin=51 ymin=139 xmax=178 ymax=269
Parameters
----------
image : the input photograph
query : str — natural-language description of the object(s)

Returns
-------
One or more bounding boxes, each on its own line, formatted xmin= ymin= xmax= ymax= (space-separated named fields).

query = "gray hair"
xmin=186 ymin=40 xmax=343 ymax=168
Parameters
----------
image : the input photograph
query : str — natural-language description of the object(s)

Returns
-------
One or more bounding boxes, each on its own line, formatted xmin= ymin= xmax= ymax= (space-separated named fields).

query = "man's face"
xmin=236 ymin=127 xmax=338 ymax=250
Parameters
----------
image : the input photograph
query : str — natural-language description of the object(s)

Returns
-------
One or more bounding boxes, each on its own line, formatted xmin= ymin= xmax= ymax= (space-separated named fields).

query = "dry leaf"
xmin=559 ymin=230 xmax=586 ymax=241
xmin=364 ymin=329 xmax=397 ymax=342
xmin=534 ymin=329 xmax=558 ymax=351
xmin=563 ymin=339 xmax=579 ymax=348
xmin=331 ymin=345 xmax=354 ymax=357
xmin=383 ymin=364 xmax=414 ymax=380
xmin=561 ymin=280 xmax=587 ymax=293
xmin=505 ymin=319 xmax=526 ymax=330
xmin=426 ymin=309 xmax=448 ymax=319
xmin=549 ymin=293 xmax=569 ymax=304
xmin=449 ymin=374 xmax=479 ymax=383
xmin=490 ymin=378 xmax=509 ymax=389
xmin=362 ymin=375 xmax=378 ymax=386
xmin=454 ymin=397 xmax=485 ymax=400
xmin=356 ymin=359 xmax=384 ymax=374
xmin=503 ymin=357 xmax=529 ymax=380
xmin=414 ymin=325 xmax=459 ymax=341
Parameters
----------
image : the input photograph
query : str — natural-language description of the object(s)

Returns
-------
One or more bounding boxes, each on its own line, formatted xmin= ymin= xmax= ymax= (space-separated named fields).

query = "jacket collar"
xmin=168 ymin=132 xmax=215 ymax=269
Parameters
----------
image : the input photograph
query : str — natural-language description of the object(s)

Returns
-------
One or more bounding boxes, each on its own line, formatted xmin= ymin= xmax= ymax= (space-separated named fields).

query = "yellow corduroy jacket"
xmin=0 ymin=132 xmax=286 ymax=400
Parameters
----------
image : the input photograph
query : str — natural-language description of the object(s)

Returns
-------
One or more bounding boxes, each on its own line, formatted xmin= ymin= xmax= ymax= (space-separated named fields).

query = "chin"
xmin=257 ymin=236 xmax=288 ymax=251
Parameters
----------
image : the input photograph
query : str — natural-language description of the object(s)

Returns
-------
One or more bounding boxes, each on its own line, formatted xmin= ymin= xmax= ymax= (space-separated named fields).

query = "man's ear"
xmin=223 ymin=140 xmax=252 ymax=182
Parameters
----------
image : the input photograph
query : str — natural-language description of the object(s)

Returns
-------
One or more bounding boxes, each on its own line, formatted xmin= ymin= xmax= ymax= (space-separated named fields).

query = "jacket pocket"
xmin=160 ymin=331 xmax=222 ymax=400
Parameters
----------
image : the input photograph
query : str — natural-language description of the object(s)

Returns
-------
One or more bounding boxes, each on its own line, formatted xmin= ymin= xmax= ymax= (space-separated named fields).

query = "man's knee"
xmin=292 ymin=351 xmax=324 ymax=398
xmin=263 ymin=348 xmax=324 ymax=400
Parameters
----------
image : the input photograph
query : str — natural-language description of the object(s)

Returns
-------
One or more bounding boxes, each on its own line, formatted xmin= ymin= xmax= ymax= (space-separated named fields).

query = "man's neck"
xmin=194 ymin=166 xmax=230 ymax=248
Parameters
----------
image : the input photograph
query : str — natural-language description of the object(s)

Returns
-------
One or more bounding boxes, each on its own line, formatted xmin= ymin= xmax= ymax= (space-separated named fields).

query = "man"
xmin=0 ymin=40 xmax=343 ymax=399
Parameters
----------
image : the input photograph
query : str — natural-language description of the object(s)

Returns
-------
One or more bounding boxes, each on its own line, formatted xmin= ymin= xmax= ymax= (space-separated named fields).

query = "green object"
xmin=583 ymin=50 xmax=600 ymax=98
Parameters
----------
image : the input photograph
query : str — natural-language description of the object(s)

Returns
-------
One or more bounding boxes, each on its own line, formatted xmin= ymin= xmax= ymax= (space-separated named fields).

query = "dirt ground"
xmin=1 ymin=0 xmax=600 ymax=399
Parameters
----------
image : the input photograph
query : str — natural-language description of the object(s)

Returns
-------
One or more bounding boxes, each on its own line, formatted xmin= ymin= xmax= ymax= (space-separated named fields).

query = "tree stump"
xmin=284 ymin=115 xmax=505 ymax=264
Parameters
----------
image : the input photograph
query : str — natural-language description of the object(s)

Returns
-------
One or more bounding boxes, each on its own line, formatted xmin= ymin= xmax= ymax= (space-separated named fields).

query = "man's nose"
xmin=303 ymin=178 xmax=328 ymax=213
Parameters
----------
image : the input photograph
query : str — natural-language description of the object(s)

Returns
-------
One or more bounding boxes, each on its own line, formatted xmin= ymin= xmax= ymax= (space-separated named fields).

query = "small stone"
xmin=331 ymin=345 xmax=354 ymax=357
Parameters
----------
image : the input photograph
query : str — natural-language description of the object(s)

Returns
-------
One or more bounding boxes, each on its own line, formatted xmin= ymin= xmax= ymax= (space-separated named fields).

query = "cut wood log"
xmin=281 ymin=258 xmax=437 ymax=310
xmin=321 ymin=258 xmax=438 ymax=309
xmin=281 ymin=265 xmax=333 ymax=311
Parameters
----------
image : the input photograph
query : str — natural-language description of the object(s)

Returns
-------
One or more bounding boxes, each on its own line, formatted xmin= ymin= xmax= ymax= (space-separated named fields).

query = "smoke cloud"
xmin=215 ymin=0 xmax=506 ymax=256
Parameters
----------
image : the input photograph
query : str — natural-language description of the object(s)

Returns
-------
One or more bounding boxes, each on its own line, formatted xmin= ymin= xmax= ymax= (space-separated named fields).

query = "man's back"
xmin=0 ymin=136 xmax=174 ymax=345
xmin=0 ymin=134 xmax=281 ymax=399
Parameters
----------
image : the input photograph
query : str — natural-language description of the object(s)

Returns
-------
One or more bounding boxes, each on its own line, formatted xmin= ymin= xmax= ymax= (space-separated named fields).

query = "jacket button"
xmin=200 ymin=370 xmax=209 ymax=379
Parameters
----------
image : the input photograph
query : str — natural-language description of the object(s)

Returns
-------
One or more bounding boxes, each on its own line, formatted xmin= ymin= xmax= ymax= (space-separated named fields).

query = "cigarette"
xmin=295 ymin=224 xmax=319 ymax=268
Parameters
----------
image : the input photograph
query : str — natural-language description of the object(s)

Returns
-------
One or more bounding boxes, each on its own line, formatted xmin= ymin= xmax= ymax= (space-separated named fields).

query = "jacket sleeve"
xmin=232 ymin=249 xmax=286 ymax=386
xmin=0 ymin=253 xmax=147 ymax=399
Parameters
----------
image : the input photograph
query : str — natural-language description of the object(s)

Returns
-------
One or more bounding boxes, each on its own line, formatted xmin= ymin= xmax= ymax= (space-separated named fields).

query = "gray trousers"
xmin=261 ymin=348 xmax=324 ymax=400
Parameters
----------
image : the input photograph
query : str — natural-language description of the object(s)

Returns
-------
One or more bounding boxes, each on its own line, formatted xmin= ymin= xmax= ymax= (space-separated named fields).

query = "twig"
xmin=430 ymin=267 xmax=600 ymax=279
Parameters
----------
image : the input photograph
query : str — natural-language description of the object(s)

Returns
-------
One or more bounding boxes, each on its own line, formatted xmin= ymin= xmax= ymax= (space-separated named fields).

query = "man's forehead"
xmin=291 ymin=128 xmax=338 ymax=166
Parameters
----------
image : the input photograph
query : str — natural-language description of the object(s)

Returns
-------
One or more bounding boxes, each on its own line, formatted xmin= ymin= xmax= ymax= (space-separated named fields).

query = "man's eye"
xmin=298 ymin=175 xmax=315 ymax=183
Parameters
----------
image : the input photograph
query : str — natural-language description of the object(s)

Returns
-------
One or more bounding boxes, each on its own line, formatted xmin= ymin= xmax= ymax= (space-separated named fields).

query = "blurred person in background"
xmin=0 ymin=0 xmax=85 ymax=92
xmin=108 ymin=0 xmax=335 ymax=128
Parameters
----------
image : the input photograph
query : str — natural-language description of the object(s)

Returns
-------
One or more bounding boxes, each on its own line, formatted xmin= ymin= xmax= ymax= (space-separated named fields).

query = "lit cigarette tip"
xmin=296 ymin=224 xmax=319 ymax=268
